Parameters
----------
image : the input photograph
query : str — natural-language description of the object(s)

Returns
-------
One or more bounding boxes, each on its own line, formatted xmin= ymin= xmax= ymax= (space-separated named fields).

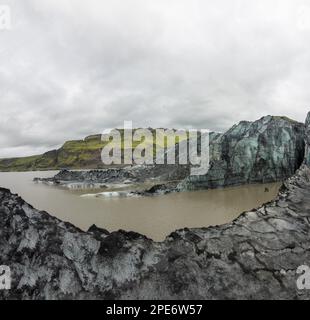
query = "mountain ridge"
xmin=0 ymin=115 xmax=302 ymax=172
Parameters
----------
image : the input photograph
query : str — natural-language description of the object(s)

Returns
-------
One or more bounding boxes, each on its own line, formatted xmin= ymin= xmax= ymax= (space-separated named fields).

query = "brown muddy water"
xmin=0 ymin=171 xmax=281 ymax=241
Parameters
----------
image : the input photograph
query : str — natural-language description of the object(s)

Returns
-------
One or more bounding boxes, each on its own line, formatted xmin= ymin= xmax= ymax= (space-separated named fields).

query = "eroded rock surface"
xmin=1 ymin=164 xmax=310 ymax=299
xmin=179 ymin=115 xmax=305 ymax=190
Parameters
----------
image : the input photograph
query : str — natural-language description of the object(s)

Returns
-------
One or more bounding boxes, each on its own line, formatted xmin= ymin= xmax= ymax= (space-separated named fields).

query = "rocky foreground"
xmin=1 ymin=163 xmax=310 ymax=299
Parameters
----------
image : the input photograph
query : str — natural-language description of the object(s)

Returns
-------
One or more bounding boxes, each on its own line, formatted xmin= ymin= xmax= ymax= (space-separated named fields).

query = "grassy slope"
xmin=0 ymin=131 xmax=188 ymax=171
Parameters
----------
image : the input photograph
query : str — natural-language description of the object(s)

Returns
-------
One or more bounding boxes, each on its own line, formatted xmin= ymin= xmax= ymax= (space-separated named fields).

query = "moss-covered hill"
xmin=0 ymin=134 xmax=103 ymax=171
xmin=0 ymin=130 xmax=188 ymax=172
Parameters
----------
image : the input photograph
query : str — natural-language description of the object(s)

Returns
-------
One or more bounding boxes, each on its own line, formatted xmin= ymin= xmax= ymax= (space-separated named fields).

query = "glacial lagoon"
xmin=0 ymin=171 xmax=281 ymax=241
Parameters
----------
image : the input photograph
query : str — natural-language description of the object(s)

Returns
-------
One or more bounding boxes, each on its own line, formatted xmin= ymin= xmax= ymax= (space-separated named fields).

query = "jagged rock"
xmin=304 ymin=112 xmax=310 ymax=166
xmin=1 ymin=163 xmax=310 ymax=299
xmin=179 ymin=115 xmax=305 ymax=190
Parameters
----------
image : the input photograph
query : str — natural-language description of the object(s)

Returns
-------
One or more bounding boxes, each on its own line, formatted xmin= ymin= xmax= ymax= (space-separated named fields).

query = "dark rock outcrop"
xmin=179 ymin=116 xmax=305 ymax=190
xmin=304 ymin=112 xmax=310 ymax=166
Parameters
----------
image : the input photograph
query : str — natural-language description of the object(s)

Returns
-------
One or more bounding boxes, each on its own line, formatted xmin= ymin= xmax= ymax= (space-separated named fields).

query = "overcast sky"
xmin=1 ymin=0 xmax=310 ymax=157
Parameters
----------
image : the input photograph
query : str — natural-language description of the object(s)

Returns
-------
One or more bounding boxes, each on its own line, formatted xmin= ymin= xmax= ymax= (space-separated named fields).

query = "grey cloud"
xmin=1 ymin=0 xmax=310 ymax=157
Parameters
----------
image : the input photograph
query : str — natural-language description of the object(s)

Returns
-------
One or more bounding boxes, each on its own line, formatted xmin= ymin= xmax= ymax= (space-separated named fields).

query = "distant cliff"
xmin=33 ymin=115 xmax=306 ymax=194
xmin=179 ymin=116 xmax=305 ymax=190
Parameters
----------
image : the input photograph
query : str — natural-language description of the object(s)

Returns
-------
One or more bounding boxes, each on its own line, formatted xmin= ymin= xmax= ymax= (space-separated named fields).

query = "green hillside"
xmin=0 ymin=130 xmax=188 ymax=171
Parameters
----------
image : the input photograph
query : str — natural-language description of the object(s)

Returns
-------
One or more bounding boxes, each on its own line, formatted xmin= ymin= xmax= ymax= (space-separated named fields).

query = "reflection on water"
xmin=0 ymin=171 xmax=281 ymax=241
